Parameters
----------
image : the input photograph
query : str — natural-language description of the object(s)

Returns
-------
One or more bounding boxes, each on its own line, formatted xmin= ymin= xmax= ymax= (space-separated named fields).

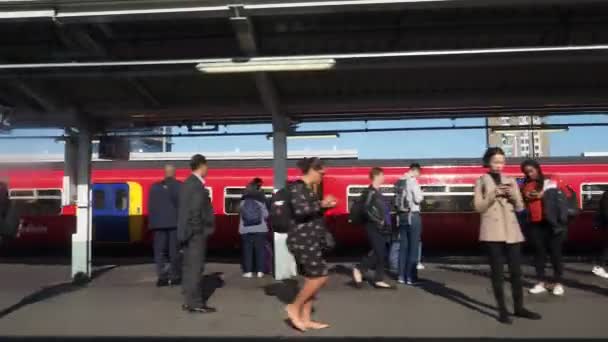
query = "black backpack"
xmin=0 ymin=203 xmax=20 ymax=240
xmin=349 ymin=188 xmax=371 ymax=225
xmin=270 ymin=184 xmax=293 ymax=233
xmin=394 ymin=178 xmax=410 ymax=213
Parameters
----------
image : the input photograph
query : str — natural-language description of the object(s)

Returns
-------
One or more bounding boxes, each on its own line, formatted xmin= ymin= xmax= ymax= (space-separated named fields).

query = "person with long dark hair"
xmin=521 ymin=159 xmax=567 ymax=296
xmin=285 ymin=157 xmax=336 ymax=332
xmin=473 ymin=147 xmax=541 ymax=324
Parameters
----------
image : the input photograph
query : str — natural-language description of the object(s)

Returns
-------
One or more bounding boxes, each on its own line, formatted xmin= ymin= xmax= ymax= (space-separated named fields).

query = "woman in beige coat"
xmin=473 ymin=147 xmax=541 ymax=325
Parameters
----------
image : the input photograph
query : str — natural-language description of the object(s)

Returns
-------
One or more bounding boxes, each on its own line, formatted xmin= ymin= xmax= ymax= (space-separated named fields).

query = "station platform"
xmin=0 ymin=259 xmax=607 ymax=339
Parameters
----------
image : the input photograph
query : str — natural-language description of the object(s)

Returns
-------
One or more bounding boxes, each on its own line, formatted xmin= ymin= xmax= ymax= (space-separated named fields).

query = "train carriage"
xmin=1 ymin=156 xmax=607 ymax=252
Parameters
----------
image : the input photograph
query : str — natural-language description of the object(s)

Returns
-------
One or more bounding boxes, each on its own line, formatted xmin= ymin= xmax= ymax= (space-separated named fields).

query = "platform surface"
xmin=0 ymin=260 xmax=607 ymax=339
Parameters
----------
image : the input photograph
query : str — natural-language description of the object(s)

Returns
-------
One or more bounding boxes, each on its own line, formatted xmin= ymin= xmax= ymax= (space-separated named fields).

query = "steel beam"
xmin=54 ymin=22 xmax=161 ymax=107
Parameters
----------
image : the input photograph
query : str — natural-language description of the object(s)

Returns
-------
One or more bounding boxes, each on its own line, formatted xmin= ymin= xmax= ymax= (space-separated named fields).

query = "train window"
xmin=93 ymin=190 xmax=106 ymax=210
xmin=224 ymin=186 xmax=273 ymax=215
xmin=448 ymin=185 xmax=475 ymax=193
xmin=421 ymin=186 xmax=447 ymax=193
xmin=581 ymin=183 xmax=608 ymax=211
xmin=10 ymin=190 xmax=34 ymax=197
xmin=9 ymin=188 xmax=62 ymax=216
xmin=420 ymin=185 xmax=474 ymax=213
xmin=346 ymin=185 xmax=395 ymax=212
xmin=115 ymin=189 xmax=128 ymax=211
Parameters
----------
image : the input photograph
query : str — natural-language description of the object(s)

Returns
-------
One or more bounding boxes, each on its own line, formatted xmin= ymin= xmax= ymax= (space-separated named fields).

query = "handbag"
xmin=323 ymin=230 xmax=336 ymax=250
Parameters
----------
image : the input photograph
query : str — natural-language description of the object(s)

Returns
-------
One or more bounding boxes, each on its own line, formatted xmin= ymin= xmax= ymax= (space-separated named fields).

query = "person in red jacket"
xmin=521 ymin=159 xmax=566 ymax=297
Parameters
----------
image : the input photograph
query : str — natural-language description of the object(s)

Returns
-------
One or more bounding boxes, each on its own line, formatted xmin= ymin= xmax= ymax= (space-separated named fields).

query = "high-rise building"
xmin=487 ymin=116 xmax=550 ymax=157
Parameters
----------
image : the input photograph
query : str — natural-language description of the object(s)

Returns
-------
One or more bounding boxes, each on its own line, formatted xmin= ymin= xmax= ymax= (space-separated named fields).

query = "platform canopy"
xmin=2 ymin=0 xmax=608 ymax=130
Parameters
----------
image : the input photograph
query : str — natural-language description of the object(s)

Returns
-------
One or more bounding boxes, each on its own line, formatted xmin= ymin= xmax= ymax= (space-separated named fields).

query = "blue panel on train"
xmin=92 ymin=183 xmax=130 ymax=242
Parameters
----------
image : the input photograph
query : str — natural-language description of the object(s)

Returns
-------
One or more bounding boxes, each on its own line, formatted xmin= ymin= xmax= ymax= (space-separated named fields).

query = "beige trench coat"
xmin=473 ymin=173 xmax=525 ymax=243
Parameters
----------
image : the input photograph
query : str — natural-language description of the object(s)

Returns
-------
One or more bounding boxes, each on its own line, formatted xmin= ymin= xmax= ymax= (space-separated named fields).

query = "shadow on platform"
xmin=0 ymin=265 xmax=117 ymax=320
xmin=439 ymin=265 xmax=608 ymax=297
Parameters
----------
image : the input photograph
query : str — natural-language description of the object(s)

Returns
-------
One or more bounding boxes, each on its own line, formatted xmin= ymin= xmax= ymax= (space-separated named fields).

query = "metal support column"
xmin=71 ymin=128 xmax=93 ymax=281
xmin=271 ymin=114 xmax=296 ymax=280
xmin=62 ymin=133 xmax=77 ymax=207
xmin=228 ymin=10 xmax=296 ymax=280
xmin=272 ymin=115 xmax=289 ymax=190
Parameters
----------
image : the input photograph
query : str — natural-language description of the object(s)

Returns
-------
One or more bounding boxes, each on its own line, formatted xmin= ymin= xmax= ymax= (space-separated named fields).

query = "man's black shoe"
xmin=182 ymin=304 xmax=217 ymax=314
xmin=497 ymin=311 xmax=513 ymax=325
xmin=514 ymin=308 xmax=542 ymax=320
xmin=170 ymin=278 xmax=182 ymax=286
xmin=156 ymin=279 xmax=169 ymax=287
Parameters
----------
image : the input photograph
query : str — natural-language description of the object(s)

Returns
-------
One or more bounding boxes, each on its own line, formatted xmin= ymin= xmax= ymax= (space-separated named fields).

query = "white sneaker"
xmin=592 ymin=266 xmax=608 ymax=279
xmin=552 ymin=284 xmax=565 ymax=296
xmin=242 ymin=272 xmax=253 ymax=278
xmin=256 ymin=272 xmax=264 ymax=278
xmin=417 ymin=263 xmax=425 ymax=270
xmin=529 ymin=283 xmax=548 ymax=294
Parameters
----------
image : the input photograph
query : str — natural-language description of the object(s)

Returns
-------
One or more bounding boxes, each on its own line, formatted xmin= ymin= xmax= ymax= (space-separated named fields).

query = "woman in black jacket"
xmin=285 ymin=157 xmax=336 ymax=332
xmin=352 ymin=167 xmax=394 ymax=289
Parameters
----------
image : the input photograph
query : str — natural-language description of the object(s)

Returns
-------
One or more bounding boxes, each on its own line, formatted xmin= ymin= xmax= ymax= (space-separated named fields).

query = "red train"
xmin=1 ymin=157 xmax=607 ymax=252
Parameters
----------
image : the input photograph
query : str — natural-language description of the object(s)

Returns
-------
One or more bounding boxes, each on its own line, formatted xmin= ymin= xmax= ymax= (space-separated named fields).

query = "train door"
xmin=92 ymin=182 xmax=143 ymax=243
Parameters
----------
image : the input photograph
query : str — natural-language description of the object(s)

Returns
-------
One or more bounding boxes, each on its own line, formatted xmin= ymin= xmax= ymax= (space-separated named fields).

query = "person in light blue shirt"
xmin=396 ymin=163 xmax=424 ymax=285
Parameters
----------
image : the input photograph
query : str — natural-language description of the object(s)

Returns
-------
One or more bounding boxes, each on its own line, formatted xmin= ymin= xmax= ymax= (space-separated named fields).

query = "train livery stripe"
xmin=127 ymin=181 xmax=144 ymax=243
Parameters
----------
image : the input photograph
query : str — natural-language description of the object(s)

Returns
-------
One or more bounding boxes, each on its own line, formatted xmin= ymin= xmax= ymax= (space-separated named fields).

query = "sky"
xmin=0 ymin=114 xmax=607 ymax=159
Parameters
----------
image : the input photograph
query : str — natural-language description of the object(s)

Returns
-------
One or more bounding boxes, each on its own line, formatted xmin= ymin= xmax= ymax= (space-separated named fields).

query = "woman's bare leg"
xmin=286 ymin=276 xmax=327 ymax=331
xmin=300 ymin=277 xmax=330 ymax=329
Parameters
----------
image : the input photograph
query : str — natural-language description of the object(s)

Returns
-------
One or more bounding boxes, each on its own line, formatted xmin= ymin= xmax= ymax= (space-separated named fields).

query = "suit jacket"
xmin=148 ymin=177 xmax=182 ymax=230
xmin=177 ymin=174 xmax=215 ymax=244
xmin=474 ymin=173 xmax=525 ymax=243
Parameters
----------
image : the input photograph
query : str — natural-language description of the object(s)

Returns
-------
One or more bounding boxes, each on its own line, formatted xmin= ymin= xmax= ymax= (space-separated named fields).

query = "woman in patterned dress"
xmin=285 ymin=157 xmax=336 ymax=332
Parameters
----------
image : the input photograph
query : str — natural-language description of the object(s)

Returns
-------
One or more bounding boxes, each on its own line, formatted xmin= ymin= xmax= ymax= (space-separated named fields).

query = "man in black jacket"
xmin=148 ymin=164 xmax=182 ymax=287
xmin=352 ymin=167 xmax=394 ymax=289
xmin=178 ymin=155 xmax=216 ymax=314
xmin=592 ymin=191 xmax=608 ymax=279
xmin=0 ymin=181 xmax=20 ymax=244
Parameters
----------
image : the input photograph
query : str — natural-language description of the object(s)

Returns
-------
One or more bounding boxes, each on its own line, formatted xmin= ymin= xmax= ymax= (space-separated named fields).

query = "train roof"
xmin=2 ymin=156 xmax=608 ymax=171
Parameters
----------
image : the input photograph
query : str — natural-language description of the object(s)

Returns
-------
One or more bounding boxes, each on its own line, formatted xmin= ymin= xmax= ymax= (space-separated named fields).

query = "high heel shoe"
xmin=352 ymin=268 xmax=363 ymax=288
xmin=373 ymin=281 xmax=395 ymax=290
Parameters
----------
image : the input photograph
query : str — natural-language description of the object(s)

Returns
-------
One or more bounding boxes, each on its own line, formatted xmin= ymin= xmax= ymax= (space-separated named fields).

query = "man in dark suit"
xmin=178 ymin=154 xmax=216 ymax=313
xmin=148 ymin=164 xmax=182 ymax=287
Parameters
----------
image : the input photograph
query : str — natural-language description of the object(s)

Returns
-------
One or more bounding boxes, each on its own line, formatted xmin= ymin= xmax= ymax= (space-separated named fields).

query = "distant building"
xmin=92 ymin=127 xmax=173 ymax=153
xmin=582 ymin=152 xmax=608 ymax=157
xmin=487 ymin=116 xmax=550 ymax=158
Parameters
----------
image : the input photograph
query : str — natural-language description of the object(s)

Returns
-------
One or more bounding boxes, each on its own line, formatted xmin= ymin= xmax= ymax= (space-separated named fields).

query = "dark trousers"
xmin=529 ymin=222 xmax=565 ymax=283
xmin=598 ymin=230 xmax=608 ymax=267
xmin=153 ymin=228 xmax=181 ymax=281
xmin=359 ymin=224 xmax=388 ymax=282
xmin=241 ymin=232 xmax=266 ymax=274
xmin=485 ymin=242 xmax=524 ymax=314
xmin=182 ymin=233 xmax=206 ymax=307
xmin=398 ymin=212 xmax=422 ymax=281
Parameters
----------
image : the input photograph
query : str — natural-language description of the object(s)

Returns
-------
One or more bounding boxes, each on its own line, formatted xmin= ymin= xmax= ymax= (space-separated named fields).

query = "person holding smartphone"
xmin=473 ymin=147 xmax=541 ymax=324
xmin=285 ymin=157 xmax=337 ymax=332
xmin=521 ymin=159 xmax=567 ymax=296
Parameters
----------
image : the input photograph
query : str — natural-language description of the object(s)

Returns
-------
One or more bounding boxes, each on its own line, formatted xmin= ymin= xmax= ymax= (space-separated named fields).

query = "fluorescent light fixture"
xmin=56 ymin=6 xmax=226 ymax=18
xmin=267 ymin=132 xmax=340 ymax=140
xmin=491 ymin=126 xmax=569 ymax=134
xmin=0 ymin=9 xmax=55 ymax=19
xmin=196 ymin=59 xmax=336 ymax=74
